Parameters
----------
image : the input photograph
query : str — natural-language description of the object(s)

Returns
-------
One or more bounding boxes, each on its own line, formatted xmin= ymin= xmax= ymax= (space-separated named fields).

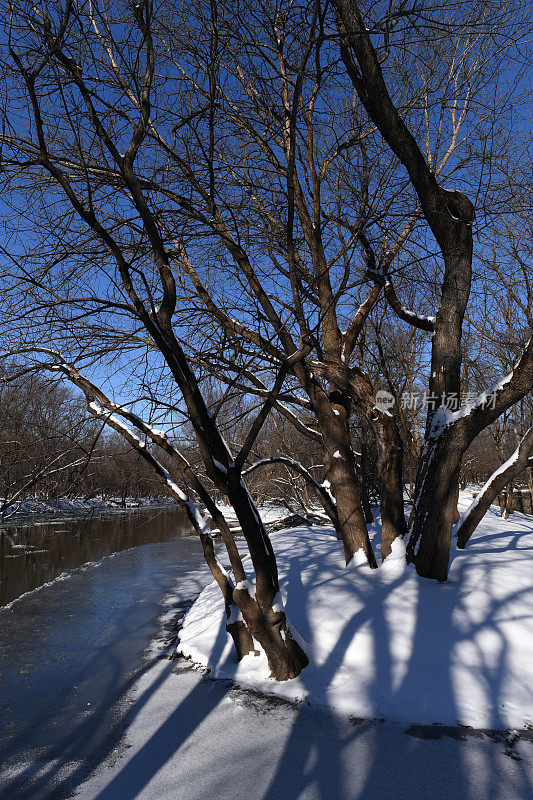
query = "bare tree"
xmin=0 ymin=0 xmax=530 ymax=649
xmin=0 ymin=0 xmax=308 ymax=679
xmin=332 ymin=0 xmax=533 ymax=578
xmin=147 ymin=0 xmax=531 ymax=572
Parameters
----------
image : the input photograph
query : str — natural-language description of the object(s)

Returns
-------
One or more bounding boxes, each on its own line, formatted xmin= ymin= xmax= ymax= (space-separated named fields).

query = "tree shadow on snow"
xmin=258 ymin=522 xmax=533 ymax=800
xmin=9 ymin=521 xmax=531 ymax=800
xmin=0 ymin=557 xmax=207 ymax=800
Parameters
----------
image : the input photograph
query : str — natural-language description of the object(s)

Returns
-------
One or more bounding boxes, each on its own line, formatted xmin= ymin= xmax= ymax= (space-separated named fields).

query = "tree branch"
xmin=457 ymin=427 xmax=533 ymax=548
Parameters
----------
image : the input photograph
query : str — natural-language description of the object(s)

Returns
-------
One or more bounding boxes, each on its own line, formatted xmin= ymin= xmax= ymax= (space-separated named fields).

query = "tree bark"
xmin=503 ymin=483 xmax=515 ymax=519
xmin=356 ymin=469 xmax=374 ymax=524
xmin=315 ymin=391 xmax=377 ymax=567
xmin=451 ymin=481 xmax=461 ymax=524
xmin=328 ymin=446 xmax=376 ymax=566
xmin=375 ymin=413 xmax=407 ymax=559
xmin=198 ymin=531 xmax=255 ymax=659
xmin=225 ymin=479 xmax=309 ymax=680
xmin=314 ymin=361 xmax=406 ymax=561
xmin=406 ymin=430 xmax=465 ymax=581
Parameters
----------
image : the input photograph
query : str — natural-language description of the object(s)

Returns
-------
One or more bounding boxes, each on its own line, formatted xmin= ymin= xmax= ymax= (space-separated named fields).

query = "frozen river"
xmin=0 ymin=512 xmax=205 ymax=799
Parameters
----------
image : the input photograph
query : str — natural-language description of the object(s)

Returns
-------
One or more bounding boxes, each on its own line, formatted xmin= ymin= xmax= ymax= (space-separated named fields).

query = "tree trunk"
xmin=503 ymin=483 xmax=514 ymax=519
xmin=320 ymin=397 xmax=376 ymax=567
xmin=328 ymin=452 xmax=376 ymax=566
xmin=332 ymin=0 xmax=478 ymax=581
xmin=226 ymin=480 xmax=308 ymax=680
xmin=357 ymin=435 xmax=374 ymax=523
xmin=356 ymin=469 xmax=374 ymax=524
xmin=198 ymin=531 xmax=255 ymax=660
xmin=312 ymin=387 xmax=376 ymax=566
xmin=457 ymin=429 xmax=533 ymax=547
xmin=407 ymin=431 xmax=465 ymax=581
xmin=372 ymin=413 xmax=407 ymax=560
xmin=451 ymin=481 xmax=461 ymax=524
xmin=312 ymin=364 xmax=406 ymax=566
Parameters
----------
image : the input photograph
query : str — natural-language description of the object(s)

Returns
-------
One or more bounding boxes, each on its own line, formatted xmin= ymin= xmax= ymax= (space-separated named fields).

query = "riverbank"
xmin=179 ymin=498 xmax=533 ymax=731
xmin=0 ymin=506 xmax=193 ymax=608
xmin=67 ymin=496 xmax=533 ymax=800
xmin=0 ymin=496 xmax=176 ymax=528
xmin=2 ymin=498 xmax=533 ymax=799
xmin=0 ymin=536 xmax=209 ymax=800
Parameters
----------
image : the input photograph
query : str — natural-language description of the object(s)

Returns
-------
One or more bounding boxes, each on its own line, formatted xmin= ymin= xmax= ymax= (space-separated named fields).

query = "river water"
xmin=0 ymin=506 xmax=196 ymax=607
xmin=0 ymin=509 xmax=207 ymax=800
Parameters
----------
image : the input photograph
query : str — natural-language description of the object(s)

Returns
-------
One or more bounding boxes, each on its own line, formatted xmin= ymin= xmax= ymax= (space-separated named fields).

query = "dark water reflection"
xmin=0 ymin=507 xmax=193 ymax=606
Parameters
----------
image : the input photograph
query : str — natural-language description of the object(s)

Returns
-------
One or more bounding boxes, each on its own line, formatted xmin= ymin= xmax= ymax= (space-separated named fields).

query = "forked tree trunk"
xmin=408 ymin=399 xmax=533 ymax=575
xmin=313 ymin=364 xmax=407 ymax=565
xmin=332 ymin=0 xmax=479 ymax=581
xmin=57 ymin=351 xmax=308 ymax=679
xmin=226 ymin=480 xmax=308 ymax=680
xmin=198 ymin=532 xmax=255 ymax=660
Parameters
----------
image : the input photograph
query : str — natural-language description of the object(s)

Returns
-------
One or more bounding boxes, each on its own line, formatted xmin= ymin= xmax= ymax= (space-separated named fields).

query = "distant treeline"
xmin=1 ymin=365 xmax=531 ymax=515
xmin=0 ymin=368 xmax=170 ymax=507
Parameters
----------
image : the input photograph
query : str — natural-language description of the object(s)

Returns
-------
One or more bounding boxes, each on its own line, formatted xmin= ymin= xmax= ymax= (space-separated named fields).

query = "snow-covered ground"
xmin=68 ymin=495 xmax=533 ymax=800
xmin=72 ymin=648 xmax=532 ymax=800
xmin=179 ymin=494 xmax=533 ymax=730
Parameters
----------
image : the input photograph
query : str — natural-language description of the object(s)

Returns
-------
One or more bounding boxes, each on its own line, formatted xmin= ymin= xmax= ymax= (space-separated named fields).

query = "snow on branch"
xmin=429 ymin=335 xmax=533 ymax=439
xmin=2 ymin=348 xmax=253 ymax=590
xmin=383 ymin=280 xmax=435 ymax=332
xmin=1 ymin=347 xmax=215 ymax=535
xmin=244 ymin=456 xmax=339 ymax=528
xmin=86 ymin=399 xmax=210 ymax=535
xmin=341 ymin=282 xmax=381 ymax=364
xmin=456 ymin=427 xmax=533 ymax=548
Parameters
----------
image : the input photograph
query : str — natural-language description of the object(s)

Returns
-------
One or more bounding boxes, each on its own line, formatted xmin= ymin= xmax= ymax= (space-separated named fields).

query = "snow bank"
xmin=179 ymin=503 xmax=533 ymax=729
xmin=1 ymin=496 xmax=174 ymax=521
xmin=217 ymin=502 xmax=293 ymax=527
